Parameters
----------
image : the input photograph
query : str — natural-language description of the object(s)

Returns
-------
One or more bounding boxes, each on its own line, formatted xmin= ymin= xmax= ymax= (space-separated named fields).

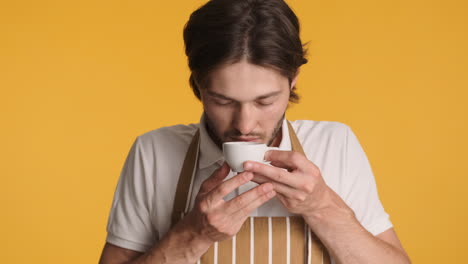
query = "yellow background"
xmin=1 ymin=0 xmax=467 ymax=263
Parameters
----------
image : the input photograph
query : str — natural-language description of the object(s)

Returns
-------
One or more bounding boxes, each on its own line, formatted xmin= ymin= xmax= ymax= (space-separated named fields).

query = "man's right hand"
xmin=180 ymin=162 xmax=277 ymax=244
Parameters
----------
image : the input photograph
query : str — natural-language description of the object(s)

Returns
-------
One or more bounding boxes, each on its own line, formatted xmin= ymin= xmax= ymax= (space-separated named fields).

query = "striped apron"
xmin=171 ymin=121 xmax=331 ymax=264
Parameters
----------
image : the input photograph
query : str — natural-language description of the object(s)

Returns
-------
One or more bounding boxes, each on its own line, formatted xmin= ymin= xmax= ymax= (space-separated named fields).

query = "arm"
xmin=303 ymin=185 xmax=410 ymax=264
xmin=99 ymin=163 xmax=276 ymax=264
xmin=99 ymin=219 xmax=212 ymax=264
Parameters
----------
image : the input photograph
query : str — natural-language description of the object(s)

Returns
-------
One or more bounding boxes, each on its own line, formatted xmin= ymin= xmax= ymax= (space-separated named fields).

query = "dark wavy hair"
xmin=183 ymin=0 xmax=308 ymax=103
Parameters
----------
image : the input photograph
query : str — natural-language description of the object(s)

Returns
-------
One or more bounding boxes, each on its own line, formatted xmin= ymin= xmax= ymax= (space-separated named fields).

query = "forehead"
xmin=206 ymin=60 xmax=289 ymax=99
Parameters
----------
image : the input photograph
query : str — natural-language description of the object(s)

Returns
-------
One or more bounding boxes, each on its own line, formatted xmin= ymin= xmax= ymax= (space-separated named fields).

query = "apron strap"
xmin=287 ymin=121 xmax=305 ymax=155
xmin=171 ymin=130 xmax=200 ymax=227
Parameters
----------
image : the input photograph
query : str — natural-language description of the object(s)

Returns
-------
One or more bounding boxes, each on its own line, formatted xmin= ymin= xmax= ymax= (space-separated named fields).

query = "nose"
xmin=232 ymin=104 xmax=256 ymax=135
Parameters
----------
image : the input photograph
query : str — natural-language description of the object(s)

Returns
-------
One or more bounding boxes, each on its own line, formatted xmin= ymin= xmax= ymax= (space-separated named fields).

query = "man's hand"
xmin=243 ymin=150 xmax=336 ymax=218
xmin=181 ymin=162 xmax=277 ymax=244
xmin=99 ymin=162 xmax=277 ymax=264
xmin=243 ymin=150 xmax=411 ymax=264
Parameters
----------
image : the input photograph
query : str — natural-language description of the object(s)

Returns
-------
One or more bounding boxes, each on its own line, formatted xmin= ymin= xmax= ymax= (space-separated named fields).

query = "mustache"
xmin=224 ymin=130 xmax=264 ymax=138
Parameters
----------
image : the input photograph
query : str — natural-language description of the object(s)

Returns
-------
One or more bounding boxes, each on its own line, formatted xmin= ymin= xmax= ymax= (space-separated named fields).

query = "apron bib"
xmin=172 ymin=121 xmax=331 ymax=264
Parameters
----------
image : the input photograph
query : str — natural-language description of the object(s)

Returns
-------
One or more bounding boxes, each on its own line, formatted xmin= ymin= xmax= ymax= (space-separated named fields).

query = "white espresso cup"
xmin=222 ymin=142 xmax=279 ymax=172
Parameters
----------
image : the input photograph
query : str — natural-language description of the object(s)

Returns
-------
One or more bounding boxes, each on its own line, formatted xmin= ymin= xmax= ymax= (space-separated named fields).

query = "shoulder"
xmin=289 ymin=119 xmax=351 ymax=144
xmin=134 ymin=123 xmax=200 ymax=155
xmin=138 ymin=123 xmax=199 ymax=142
xmin=288 ymin=119 xmax=356 ymax=169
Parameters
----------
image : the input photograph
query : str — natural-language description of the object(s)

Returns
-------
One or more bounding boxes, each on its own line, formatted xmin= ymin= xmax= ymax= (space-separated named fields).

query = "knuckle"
xmin=274 ymin=172 xmax=281 ymax=181
xmin=290 ymin=151 xmax=303 ymax=162
xmin=313 ymin=166 xmax=322 ymax=176
xmin=303 ymin=183 xmax=314 ymax=193
xmin=306 ymin=163 xmax=321 ymax=176
xmin=239 ymin=172 xmax=250 ymax=182
xmin=307 ymin=164 xmax=318 ymax=173
xmin=217 ymin=185 xmax=229 ymax=196
xmin=257 ymin=185 xmax=266 ymax=195
xmin=233 ymin=195 xmax=245 ymax=208
xmin=284 ymin=199 xmax=294 ymax=208
xmin=277 ymin=171 xmax=287 ymax=181
xmin=198 ymin=199 xmax=209 ymax=213
xmin=293 ymin=193 xmax=306 ymax=202
xmin=206 ymin=213 xmax=220 ymax=226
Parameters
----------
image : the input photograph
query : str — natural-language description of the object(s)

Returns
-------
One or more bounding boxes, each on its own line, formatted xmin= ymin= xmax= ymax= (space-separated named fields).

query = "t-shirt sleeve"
xmin=341 ymin=125 xmax=393 ymax=236
xmin=105 ymin=136 xmax=157 ymax=252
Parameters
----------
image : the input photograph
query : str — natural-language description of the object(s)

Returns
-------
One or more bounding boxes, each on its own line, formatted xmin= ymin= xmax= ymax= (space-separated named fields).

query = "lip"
xmin=231 ymin=137 xmax=261 ymax=142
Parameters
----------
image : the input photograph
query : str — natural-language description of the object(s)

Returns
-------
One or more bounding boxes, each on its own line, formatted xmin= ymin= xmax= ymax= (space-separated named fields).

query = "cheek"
xmin=203 ymin=103 xmax=232 ymax=131
xmin=205 ymin=103 xmax=226 ymax=119
xmin=264 ymin=99 xmax=288 ymax=117
xmin=255 ymin=108 xmax=285 ymax=132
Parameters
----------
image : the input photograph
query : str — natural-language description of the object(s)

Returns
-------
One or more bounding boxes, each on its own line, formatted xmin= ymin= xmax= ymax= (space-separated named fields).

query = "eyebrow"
xmin=206 ymin=90 xmax=282 ymax=101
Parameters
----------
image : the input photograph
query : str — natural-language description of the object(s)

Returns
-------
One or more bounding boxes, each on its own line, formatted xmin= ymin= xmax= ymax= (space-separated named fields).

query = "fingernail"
xmin=244 ymin=162 xmax=252 ymax=170
xmin=244 ymin=172 xmax=253 ymax=181
xmin=268 ymin=191 xmax=276 ymax=198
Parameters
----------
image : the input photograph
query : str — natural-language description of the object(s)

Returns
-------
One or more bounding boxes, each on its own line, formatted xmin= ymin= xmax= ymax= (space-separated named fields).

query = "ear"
xmin=290 ymin=68 xmax=300 ymax=89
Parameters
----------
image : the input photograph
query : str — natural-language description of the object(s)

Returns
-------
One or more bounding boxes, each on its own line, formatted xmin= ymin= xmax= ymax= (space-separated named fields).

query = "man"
xmin=99 ymin=0 xmax=411 ymax=263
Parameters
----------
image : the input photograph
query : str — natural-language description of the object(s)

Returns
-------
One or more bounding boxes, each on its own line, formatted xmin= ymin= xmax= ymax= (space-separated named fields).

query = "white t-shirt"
xmin=105 ymin=116 xmax=393 ymax=252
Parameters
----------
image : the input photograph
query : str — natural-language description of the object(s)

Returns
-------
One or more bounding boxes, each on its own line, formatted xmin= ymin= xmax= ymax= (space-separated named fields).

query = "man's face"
xmin=200 ymin=60 xmax=296 ymax=147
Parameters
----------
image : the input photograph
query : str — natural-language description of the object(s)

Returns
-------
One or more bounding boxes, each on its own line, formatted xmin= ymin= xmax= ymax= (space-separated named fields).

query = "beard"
xmin=204 ymin=112 xmax=285 ymax=149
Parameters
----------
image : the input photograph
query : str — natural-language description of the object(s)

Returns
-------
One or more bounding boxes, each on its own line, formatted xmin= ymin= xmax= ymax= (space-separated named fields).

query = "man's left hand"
xmin=243 ymin=150 xmax=333 ymax=218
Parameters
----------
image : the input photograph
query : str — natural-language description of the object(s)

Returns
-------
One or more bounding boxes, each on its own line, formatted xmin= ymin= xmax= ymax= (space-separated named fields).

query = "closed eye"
xmin=256 ymin=100 xmax=274 ymax=106
xmin=214 ymin=99 xmax=234 ymax=106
